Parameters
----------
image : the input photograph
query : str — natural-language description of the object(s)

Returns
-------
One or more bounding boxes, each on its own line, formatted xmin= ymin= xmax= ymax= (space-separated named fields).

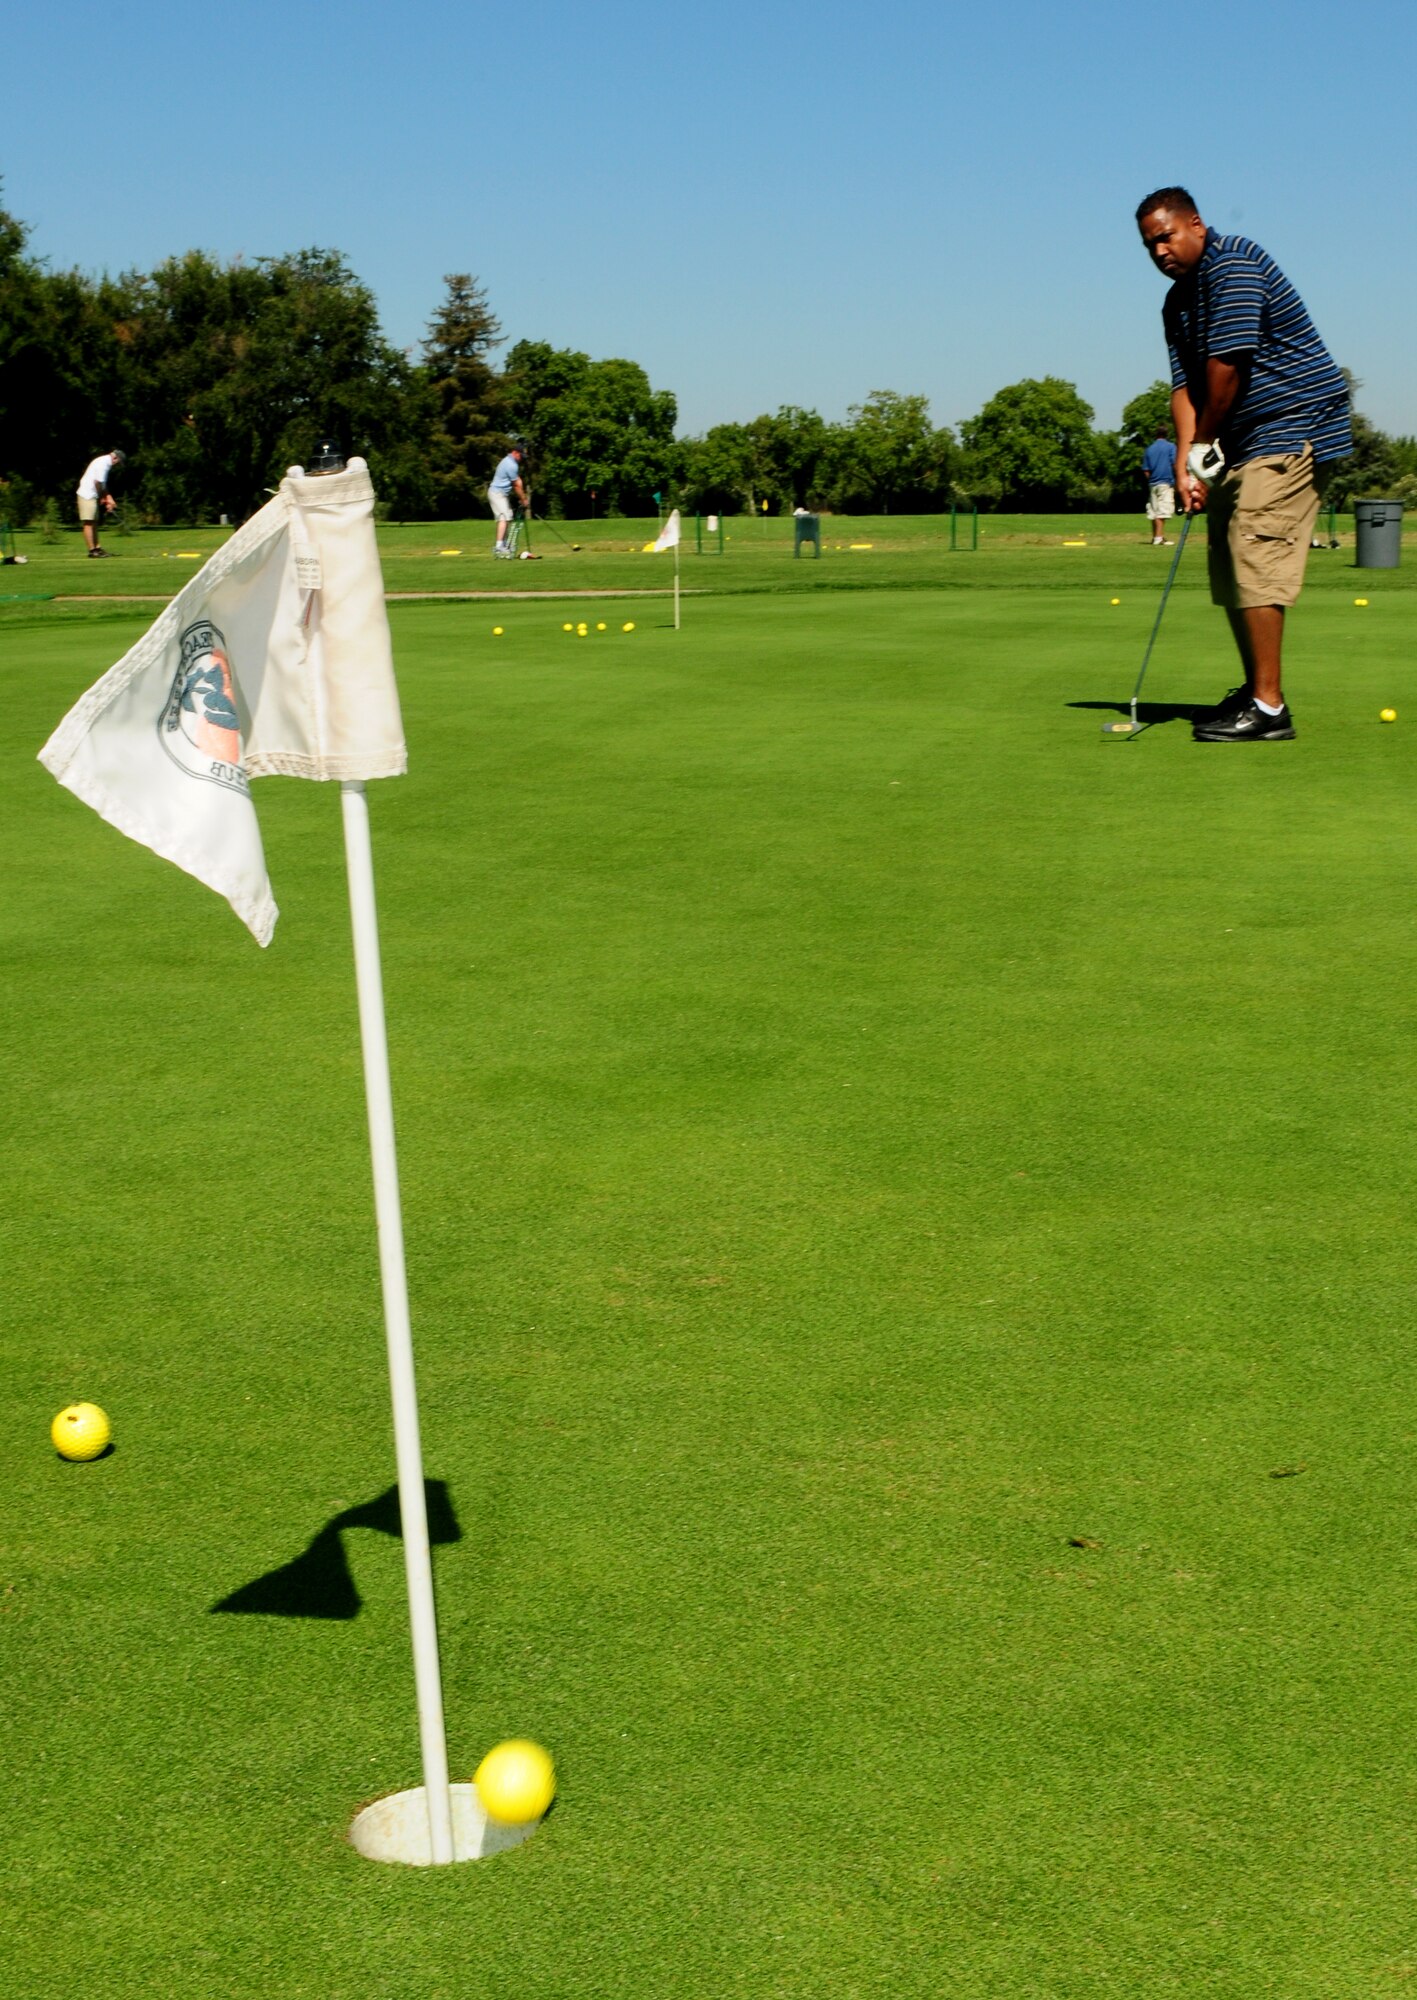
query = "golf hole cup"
xmin=349 ymin=1782 xmax=542 ymax=1866
xmin=351 ymin=1742 xmax=555 ymax=1866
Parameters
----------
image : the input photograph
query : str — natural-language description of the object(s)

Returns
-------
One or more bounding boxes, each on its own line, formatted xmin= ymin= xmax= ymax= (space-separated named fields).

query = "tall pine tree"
xmin=422 ymin=274 xmax=506 ymax=518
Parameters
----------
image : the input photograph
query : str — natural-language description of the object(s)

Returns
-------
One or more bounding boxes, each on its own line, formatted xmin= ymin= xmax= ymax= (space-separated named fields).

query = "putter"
xmin=1103 ymin=510 xmax=1193 ymax=738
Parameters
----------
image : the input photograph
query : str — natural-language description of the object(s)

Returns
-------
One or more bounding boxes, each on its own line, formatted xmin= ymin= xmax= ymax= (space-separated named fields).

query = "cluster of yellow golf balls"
xmin=492 ymin=622 xmax=637 ymax=636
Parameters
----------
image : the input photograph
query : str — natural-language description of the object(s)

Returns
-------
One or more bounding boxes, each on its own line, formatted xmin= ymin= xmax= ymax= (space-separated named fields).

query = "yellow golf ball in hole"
xmin=474 ymin=1739 xmax=556 ymax=1824
xmin=51 ymin=1402 xmax=111 ymax=1461
xmin=622 ymin=621 xmax=635 ymax=632
xmin=1381 ymin=708 xmax=1397 ymax=723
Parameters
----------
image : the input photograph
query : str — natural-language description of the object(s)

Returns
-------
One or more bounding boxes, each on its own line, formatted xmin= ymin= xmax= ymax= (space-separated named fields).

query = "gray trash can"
xmin=793 ymin=512 xmax=821 ymax=558
xmin=1354 ymin=498 xmax=1404 ymax=568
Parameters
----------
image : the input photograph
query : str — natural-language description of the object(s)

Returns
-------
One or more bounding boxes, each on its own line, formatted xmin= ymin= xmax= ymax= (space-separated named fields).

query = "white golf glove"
xmin=1186 ymin=440 xmax=1225 ymax=483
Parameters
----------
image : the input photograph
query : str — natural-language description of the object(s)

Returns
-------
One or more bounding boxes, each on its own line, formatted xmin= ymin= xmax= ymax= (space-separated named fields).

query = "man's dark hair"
xmin=1136 ymin=186 xmax=1199 ymax=224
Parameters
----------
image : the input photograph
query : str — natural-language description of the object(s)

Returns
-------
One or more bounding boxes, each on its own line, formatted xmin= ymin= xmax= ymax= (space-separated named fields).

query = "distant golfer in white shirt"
xmin=76 ymin=449 xmax=125 ymax=557
xmin=488 ymin=448 xmax=529 ymax=559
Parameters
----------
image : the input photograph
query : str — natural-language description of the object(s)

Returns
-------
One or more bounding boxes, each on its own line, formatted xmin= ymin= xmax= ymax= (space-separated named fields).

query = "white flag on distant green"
xmin=38 ymin=459 xmax=404 ymax=947
xmin=652 ymin=508 xmax=681 ymax=553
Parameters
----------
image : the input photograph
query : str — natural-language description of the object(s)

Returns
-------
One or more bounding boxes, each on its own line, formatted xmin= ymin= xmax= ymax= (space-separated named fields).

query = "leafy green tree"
xmin=680 ymin=422 xmax=755 ymax=513
xmin=0 ymin=192 xmax=49 ymax=501
xmin=958 ymin=377 xmax=1109 ymax=510
xmin=845 ymin=390 xmax=954 ymax=511
xmin=0 ymin=189 xmax=133 ymax=516
xmin=811 ymin=392 xmax=955 ymax=513
xmin=421 ymin=274 xmax=505 ymax=518
xmin=1104 ymin=379 xmax=1177 ymax=499
xmin=117 ymin=247 xmax=431 ymax=520
xmin=765 ymin=406 xmax=828 ymax=509
xmin=502 ymin=341 xmax=677 ymax=513
xmin=1120 ymin=380 xmax=1175 ymax=454
xmin=680 ymin=407 xmax=829 ymax=515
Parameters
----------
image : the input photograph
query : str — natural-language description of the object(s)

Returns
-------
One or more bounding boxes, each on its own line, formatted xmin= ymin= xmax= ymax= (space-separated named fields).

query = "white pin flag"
xmin=38 ymin=458 xmax=459 ymax=1865
xmin=39 ymin=458 xmax=405 ymax=945
xmin=651 ymin=507 xmax=682 ymax=630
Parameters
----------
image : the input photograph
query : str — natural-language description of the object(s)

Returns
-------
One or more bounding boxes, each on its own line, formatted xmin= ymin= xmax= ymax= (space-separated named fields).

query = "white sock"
xmin=1254 ymin=697 xmax=1284 ymax=716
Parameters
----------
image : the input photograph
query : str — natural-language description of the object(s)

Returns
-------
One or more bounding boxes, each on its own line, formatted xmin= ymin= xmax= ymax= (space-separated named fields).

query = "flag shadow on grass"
xmin=211 ymin=1480 xmax=461 ymax=1620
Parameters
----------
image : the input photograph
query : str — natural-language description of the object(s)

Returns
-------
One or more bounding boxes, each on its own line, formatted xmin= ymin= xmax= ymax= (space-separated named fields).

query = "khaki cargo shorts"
xmin=77 ymin=495 xmax=99 ymax=523
xmin=1146 ymin=481 xmax=1176 ymax=520
xmin=1206 ymin=446 xmax=1331 ymax=609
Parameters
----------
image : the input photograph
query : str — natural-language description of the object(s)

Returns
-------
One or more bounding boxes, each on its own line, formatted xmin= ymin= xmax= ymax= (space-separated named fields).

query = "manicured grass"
xmin=4 ymin=578 xmax=1417 ymax=1996
xmin=9 ymin=508 xmax=1414 ymax=603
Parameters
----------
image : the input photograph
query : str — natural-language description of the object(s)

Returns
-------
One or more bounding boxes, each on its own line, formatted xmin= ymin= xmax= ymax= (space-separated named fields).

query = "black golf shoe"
xmin=1200 ymin=684 xmax=1250 ymax=719
xmin=1193 ymin=698 xmax=1296 ymax=742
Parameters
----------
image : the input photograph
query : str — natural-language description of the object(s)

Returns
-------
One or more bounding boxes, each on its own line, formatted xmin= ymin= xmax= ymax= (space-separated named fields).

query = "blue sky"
xmin=5 ymin=0 xmax=1414 ymax=438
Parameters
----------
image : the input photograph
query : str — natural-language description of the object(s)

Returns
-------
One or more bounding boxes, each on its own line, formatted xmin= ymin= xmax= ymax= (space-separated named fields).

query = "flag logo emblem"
xmin=160 ymin=619 xmax=249 ymax=792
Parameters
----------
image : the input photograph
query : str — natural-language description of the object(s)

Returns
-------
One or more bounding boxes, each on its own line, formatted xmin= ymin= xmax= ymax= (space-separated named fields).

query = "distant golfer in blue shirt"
xmin=1137 ymin=185 xmax=1352 ymax=743
xmin=488 ymin=447 xmax=530 ymax=560
xmin=1140 ymin=430 xmax=1176 ymax=546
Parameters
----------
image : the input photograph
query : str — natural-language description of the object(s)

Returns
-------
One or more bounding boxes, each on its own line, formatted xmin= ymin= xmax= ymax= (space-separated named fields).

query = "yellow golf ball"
xmin=492 ymin=626 xmax=504 ymax=636
xmin=622 ymin=621 xmax=635 ymax=632
xmin=1110 ymin=597 xmax=1120 ymax=605
xmin=474 ymin=1739 xmax=556 ymax=1825
xmin=596 ymin=621 xmax=607 ymax=632
xmin=563 ymin=622 xmax=573 ymax=632
xmin=1381 ymin=708 xmax=1397 ymax=723
xmin=576 ymin=623 xmax=588 ymax=635
xmin=51 ymin=1402 xmax=111 ymax=1461
xmin=1355 ymin=598 xmax=1369 ymax=607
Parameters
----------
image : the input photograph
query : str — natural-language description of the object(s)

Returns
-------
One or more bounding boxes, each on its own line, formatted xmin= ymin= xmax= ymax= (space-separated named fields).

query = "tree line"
xmin=2 ymin=192 xmax=1413 ymax=527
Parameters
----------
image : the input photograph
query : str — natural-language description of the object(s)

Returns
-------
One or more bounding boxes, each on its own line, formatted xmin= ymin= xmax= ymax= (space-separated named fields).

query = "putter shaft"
xmin=1129 ymin=511 xmax=1193 ymax=725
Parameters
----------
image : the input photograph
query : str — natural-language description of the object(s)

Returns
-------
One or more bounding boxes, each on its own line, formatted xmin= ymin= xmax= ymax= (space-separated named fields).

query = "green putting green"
xmin=3 ymin=576 xmax=1416 ymax=1997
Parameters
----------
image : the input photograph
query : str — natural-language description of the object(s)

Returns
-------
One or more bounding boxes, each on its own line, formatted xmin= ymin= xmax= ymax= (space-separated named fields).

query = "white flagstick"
xmin=340 ymin=778 xmax=455 ymax=1866
xmin=674 ymin=537 xmax=681 ymax=631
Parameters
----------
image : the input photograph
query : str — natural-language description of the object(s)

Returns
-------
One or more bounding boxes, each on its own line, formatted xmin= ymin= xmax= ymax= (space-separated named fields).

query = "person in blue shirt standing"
xmin=488 ymin=446 xmax=530 ymax=560
xmin=1140 ymin=428 xmax=1176 ymax=546
xmin=1136 ymin=187 xmax=1352 ymax=742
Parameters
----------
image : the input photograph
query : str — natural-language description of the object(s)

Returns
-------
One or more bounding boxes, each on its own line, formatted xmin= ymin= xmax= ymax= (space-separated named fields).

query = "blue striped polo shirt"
xmin=1163 ymin=230 xmax=1352 ymax=465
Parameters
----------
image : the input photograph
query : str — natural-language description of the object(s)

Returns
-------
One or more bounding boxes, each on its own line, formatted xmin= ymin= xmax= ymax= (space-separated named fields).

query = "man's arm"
xmin=1178 ymin=355 xmax=1252 ymax=507
xmin=1171 ymin=386 xmax=1200 ymax=510
xmin=512 ymin=476 xmax=529 ymax=511
xmin=1192 ymin=355 xmax=1250 ymax=444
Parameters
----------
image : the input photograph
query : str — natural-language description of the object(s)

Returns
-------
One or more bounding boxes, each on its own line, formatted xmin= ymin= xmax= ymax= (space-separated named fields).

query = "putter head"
xmin=1101 ymin=717 xmax=1143 ymax=738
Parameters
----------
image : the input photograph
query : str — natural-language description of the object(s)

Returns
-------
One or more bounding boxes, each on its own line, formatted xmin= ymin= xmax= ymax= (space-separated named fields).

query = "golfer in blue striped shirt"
xmin=1137 ymin=188 xmax=1352 ymax=742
